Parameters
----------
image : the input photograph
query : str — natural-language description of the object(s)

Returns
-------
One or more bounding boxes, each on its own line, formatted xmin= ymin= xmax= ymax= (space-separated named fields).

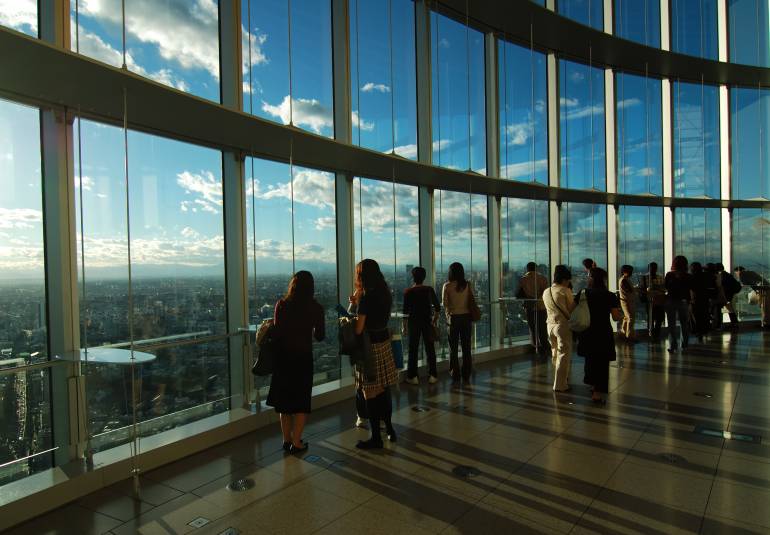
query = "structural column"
xmin=605 ymin=67 xmax=618 ymax=290
xmin=547 ymin=52 xmax=561 ymax=274
xmin=717 ymin=0 xmax=732 ymax=270
xmin=661 ymin=4 xmax=675 ymax=274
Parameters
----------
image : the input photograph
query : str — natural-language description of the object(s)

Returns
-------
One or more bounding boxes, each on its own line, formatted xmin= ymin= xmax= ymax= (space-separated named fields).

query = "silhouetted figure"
xmin=690 ymin=262 xmax=712 ymax=339
xmin=665 ymin=256 xmax=693 ymax=352
xmin=640 ymin=262 xmax=665 ymax=339
xmin=543 ymin=265 xmax=575 ymax=392
xmin=618 ymin=265 xmax=637 ymax=343
xmin=735 ymin=266 xmax=770 ymax=329
xmin=519 ymin=262 xmax=550 ymax=355
xmin=403 ymin=266 xmax=440 ymax=384
xmin=442 ymin=262 xmax=474 ymax=381
xmin=713 ymin=263 xmax=741 ymax=331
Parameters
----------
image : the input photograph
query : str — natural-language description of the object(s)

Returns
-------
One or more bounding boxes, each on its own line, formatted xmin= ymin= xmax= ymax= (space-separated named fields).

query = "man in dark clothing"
xmin=403 ymin=267 xmax=441 ymax=384
xmin=518 ymin=262 xmax=550 ymax=354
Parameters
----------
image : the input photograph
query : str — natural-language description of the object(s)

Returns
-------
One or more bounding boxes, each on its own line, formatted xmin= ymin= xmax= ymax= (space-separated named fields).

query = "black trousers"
xmin=647 ymin=303 xmax=665 ymax=337
xmin=584 ymin=355 xmax=609 ymax=393
xmin=525 ymin=307 xmax=549 ymax=352
xmin=448 ymin=313 xmax=472 ymax=379
xmin=407 ymin=318 xmax=437 ymax=378
xmin=365 ymin=387 xmax=393 ymax=441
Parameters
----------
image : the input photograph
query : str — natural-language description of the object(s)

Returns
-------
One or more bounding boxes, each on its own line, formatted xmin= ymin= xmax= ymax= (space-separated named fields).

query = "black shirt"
xmin=403 ymin=285 xmax=440 ymax=322
xmin=665 ymin=271 xmax=693 ymax=302
xmin=358 ymin=287 xmax=392 ymax=338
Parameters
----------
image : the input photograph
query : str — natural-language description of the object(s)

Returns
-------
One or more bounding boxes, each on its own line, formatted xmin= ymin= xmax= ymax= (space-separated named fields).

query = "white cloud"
xmin=255 ymin=169 xmax=335 ymax=210
xmin=617 ymin=98 xmax=642 ymax=109
xmin=390 ymin=139 xmax=451 ymax=160
xmin=315 ymin=216 xmax=336 ymax=231
xmin=75 ymin=175 xmax=95 ymax=191
xmin=361 ymin=82 xmax=390 ymax=93
xmin=261 ymin=95 xmax=333 ymax=134
xmin=505 ymin=122 xmax=533 ymax=146
xmin=560 ymin=97 xmax=579 ymax=108
xmin=352 ymin=111 xmax=375 ymax=132
xmin=0 ymin=0 xmax=36 ymax=32
xmin=180 ymin=227 xmax=199 ymax=239
xmin=500 ymin=159 xmax=548 ymax=181
xmin=564 ymin=104 xmax=604 ymax=121
xmin=176 ymin=171 xmax=222 ymax=214
xmin=0 ymin=207 xmax=43 ymax=230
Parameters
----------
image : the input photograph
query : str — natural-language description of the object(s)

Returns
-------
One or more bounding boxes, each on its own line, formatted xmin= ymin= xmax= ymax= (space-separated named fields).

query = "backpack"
xmin=569 ymin=290 xmax=591 ymax=332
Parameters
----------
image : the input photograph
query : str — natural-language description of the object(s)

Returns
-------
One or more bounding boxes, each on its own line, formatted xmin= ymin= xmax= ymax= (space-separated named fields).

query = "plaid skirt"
xmin=355 ymin=339 xmax=399 ymax=399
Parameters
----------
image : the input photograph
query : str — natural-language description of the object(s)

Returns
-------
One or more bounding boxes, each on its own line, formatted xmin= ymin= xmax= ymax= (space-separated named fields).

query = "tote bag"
xmin=569 ymin=290 xmax=591 ymax=332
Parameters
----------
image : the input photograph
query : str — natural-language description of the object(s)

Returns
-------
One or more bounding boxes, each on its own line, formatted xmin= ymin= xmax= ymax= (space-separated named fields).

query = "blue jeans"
xmin=666 ymin=299 xmax=690 ymax=349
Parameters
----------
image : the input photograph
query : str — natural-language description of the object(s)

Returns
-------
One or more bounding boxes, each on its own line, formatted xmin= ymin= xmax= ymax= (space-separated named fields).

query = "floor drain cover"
xmin=226 ymin=478 xmax=255 ymax=492
xmin=658 ymin=453 xmax=687 ymax=464
xmin=412 ymin=406 xmax=431 ymax=412
xmin=453 ymin=465 xmax=481 ymax=478
xmin=188 ymin=517 xmax=210 ymax=528
xmin=693 ymin=392 xmax=713 ymax=398
xmin=694 ymin=426 xmax=762 ymax=443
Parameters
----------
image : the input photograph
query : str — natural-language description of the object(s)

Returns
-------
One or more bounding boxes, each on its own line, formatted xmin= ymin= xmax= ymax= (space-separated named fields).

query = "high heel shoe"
xmin=282 ymin=441 xmax=292 ymax=453
xmin=386 ymin=427 xmax=397 ymax=442
xmin=289 ymin=441 xmax=308 ymax=454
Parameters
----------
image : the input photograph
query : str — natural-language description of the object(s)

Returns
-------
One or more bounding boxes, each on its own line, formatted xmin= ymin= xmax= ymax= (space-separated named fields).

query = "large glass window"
xmin=0 ymin=99 xmax=52 ymax=485
xmin=501 ymin=198 xmax=549 ymax=341
xmin=499 ymin=39 xmax=548 ymax=184
xmin=431 ymin=11 xmax=486 ymax=173
xmin=434 ymin=190 xmax=489 ymax=350
xmin=350 ymin=0 xmax=417 ymax=157
xmin=558 ymin=0 xmax=603 ymax=30
xmin=616 ymin=72 xmax=663 ymax=195
xmin=245 ymin=157 xmax=339 ymax=386
xmin=674 ymin=208 xmax=721 ymax=264
xmin=673 ymin=81 xmax=720 ymax=198
xmin=614 ymin=0 xmax=660 ymax=47
xmin=561 ymin=202 xmax=608 ymax=290
xmin=242 ymin=0 xmax=334 ymax=138
xmin=731 ymin=87 xmax=770 ymax=200
xmin=560 ymin=59 xmax=606 ymax=191
xmin=729 ymin=0 xmax=770 ymax=67
xmin=71 ymin=0 xmax=221 ymax=101
xmin=732 ymin=208 xmax=770 ymax=318
xmin=671 ymin=0 xmax=718 ymax=60
xmin=0 ymin=0 xmax=37 ymax=36
xmin=74 ymin=120 xmax=228 ymax=453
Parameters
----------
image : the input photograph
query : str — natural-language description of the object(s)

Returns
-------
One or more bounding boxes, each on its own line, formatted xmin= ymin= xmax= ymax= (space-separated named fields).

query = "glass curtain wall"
xmin=498 ymin=39 xmax=548 ymax=184
xmin=614 ymin=0 xmax=660 ymax=47
xmin=728 ymin=0 xmax=770 ymax=68
xmin=434 ymin=190 xmax=490 ymax=352
xmin=431 ymin=10 xmax=486 ymax=173
xmin=561 ymin=202 xmax=608 ymax=290
xmin=242 ymin=0 xmax=334 ymax=138
xmin=673 ymin=81 xmax=720 ymax=198
xmin=349 ymin=0 xmax=417 ymax=157
xmin=616 ymin=72 xmax=663 ymax=195
xmin=732 ymin=208 xmax=770 ymax=318
xmin=0 ymin=99 xmax=52 ymax=485
xmin=71 ymin=0 xmax=221 ymax=101
xmin=558 ymin=0 xmax=603 ymax=30
xmin=74 ymin=119 xmax=228 ymax=453
xmin=671 ymin=0 xmax=719 ymax=60
xmin=731 ymin=87 xmax=770 ymax=200
xmin=560 ymin=59 xmax=606 ymax=191
xmin=245 ymin=157 xmax=339 ymax=388
xmin=674 ymin=208 xmax=722 ymax=264
xmin=501 ymin=199 xmax=549 ymax=343
xmin=0 ymin=0 xmax=37 ymax=36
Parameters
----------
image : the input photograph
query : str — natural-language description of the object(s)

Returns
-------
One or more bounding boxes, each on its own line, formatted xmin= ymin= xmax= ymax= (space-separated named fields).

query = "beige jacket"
xmin=519 ymin=271 xmax=549 ymax=311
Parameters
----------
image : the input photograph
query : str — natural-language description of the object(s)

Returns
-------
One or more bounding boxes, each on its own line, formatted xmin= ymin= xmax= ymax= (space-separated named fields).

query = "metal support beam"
xmin=662 ymin=78 xmax=674 ymax=271
xmin=718 ymin=0 xmax=728 ymax=63
xmin=720 ymin=85 xmax=732 ymax=269
xmin=607 ymin=204 xmax=618 ymax=291
xmin=603 ymin=0 xmax=613 ymax=34
xmin=547 ymin=52 xmax=561 ymax=277
xmin=660 ymin=0 xmax=670 ymax=51
xmin=605 ymin=67 xmax=617 ymax=288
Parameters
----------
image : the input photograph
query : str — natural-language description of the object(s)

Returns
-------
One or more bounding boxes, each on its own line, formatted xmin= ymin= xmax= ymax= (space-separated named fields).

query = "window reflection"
xmin=561 ymin=202 xmax=608 ymax=290
xmin=732 ymin=208 xmax=770 ymax=318
xmin=729 ymin=0 xmax=770 ymax=67
xmin=0 ymin=0 xmax=37 ymax=36
xmin=674 ymin=208 xmax=721 ymax=264
xmin=614 ymin=0 xmax=660 ymax=47
xmin=671 ymin=0 xmax=718 ymax=60
xmin=731 ymin=87 xmax=770 ymax=200
xmin=558 ymin=0 xmax=603 ymax=30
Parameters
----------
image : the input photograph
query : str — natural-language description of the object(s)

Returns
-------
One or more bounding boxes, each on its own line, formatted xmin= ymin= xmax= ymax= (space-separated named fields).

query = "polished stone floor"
xmin=7 ymin=329 xmax=770 ymax=534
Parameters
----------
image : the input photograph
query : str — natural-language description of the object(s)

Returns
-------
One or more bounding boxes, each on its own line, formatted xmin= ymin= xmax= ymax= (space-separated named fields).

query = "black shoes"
xmin=282 ymin=441 xmax=291 ymax=452
xmin=356 ymin=438 xmax=384 ymax=450
xmin=289 ymin=441 xmax=308 ymax=454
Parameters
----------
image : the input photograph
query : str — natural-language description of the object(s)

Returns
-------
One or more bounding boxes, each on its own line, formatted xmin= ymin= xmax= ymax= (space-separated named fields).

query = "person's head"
xmin=355 ymin=258 xmax=388 ymax=294
xmin=553 ymin=265 xmax=572 ymax=285
xmin=648 ymin=261 xmax=658 ymax=275
xmin=526 ymin=261 xmax=538 ymax=273
xmin=286 ymin=271 xmax=314 ymax=302
xmin=582 ymin=258 xmax=596 ymax=272
xmin=411 ymin=266 xmax=427 ymax=285
xmin=671 ymin=255 xmax=689 ymax=273
xmin=447 ymin=262 xmax=467 ymax=291
xmin=735 ymin=266 xmax=746 ymax=275
xmin=706 ymin=263 xmax=715 ymax=273
xmin=716 ymin=262 xmax=725 ymax=272
xmin=690 ymin=262 xmax=703 ymax=274
xmin=621 ymin=265 xmax=633 ymax=277
xmin=587 ymin=267 xmax=608 ymax=291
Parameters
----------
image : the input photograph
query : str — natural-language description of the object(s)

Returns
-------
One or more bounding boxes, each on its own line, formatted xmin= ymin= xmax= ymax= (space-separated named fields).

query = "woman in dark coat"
xmin=266 ymin=271 xmax=325 ymax=453
xmin=577 ymin=268 xmax=623 ymax=403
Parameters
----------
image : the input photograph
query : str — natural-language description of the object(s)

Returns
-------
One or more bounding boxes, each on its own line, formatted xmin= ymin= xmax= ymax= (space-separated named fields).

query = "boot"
xmin=728 ymin=313 xmax=739 ymax=332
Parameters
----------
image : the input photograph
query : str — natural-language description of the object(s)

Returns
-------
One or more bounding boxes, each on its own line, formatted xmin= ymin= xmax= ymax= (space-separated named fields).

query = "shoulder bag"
xmin=568 ymin=290 xmax=591 ymax=333
xmin=251 ymin=319 xmax=278 ymax=376
xmin=468 ymin=287 xmax=482 ymax=322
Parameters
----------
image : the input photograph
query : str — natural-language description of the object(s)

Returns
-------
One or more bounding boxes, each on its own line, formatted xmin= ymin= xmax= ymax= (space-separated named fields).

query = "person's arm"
xmin=609 ymin=293 xmax=623 ymax=321
xmin=610 ymin=307 xmax=623 ymax=321
xmin=563 ymin=288 xmax=576 ymax=312
xmin=431 ymin=288 xmax=441 ymax=324
xmin=355 ymin=294 xmax=367 ymax=335
xmin=314 ymin=303 xmax=325 ymax=342
xmin=442 ymin=284 xmax=450 ymax=320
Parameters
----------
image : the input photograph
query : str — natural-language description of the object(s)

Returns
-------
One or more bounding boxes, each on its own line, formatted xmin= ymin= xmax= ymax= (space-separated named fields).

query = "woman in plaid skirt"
xmin=351 ymin=259 xmax=398 ymax=449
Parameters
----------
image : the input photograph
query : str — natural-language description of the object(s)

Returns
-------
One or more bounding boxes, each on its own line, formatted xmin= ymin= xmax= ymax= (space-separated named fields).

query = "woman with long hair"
xmin=442 ymin=262 xmax=474 ymax=381
xmin=351 ymin=259 xmax=398 ymax=449
xmin=542 ymin=265 xmax=575 ymax=392
xmin=266 ymin=271 xmax=325 ymax=453
xmin=665 ymin=255 xmax=693 ymax=352
xmin=576 ymin=268 xmax=623 ymax=403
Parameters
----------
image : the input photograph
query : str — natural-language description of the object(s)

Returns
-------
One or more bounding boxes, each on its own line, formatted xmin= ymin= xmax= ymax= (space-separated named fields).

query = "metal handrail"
xmin=0 ymin=359 xmax=67 ymax=377
xmin=82 ymin=330 xmax=248 ymax=354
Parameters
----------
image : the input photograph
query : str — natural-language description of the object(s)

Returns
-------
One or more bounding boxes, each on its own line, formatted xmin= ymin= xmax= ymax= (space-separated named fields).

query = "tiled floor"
xmin=7 ymin=330 xmax=770 ymax=534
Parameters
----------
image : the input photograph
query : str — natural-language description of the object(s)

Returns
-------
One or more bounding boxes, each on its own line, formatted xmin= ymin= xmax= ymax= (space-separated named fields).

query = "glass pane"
xmin=431 ymin=10 xmax=486 ymax=173
xmin=616 ymin=72 xmax=662 ymax=195
xmin=561 ymin=202 xmax=608 ymax=291
xmin=0 ymin=0 xmax=37 ymax=36
xmin=673 ymin=81 xmax=720 ymax=198
xmin=72 ymin=0 xmax=221 ymax=101
xmin=614 ymin=0 xmax=660 ymax=47
xmin=560 ymin=59 xmax=606 ymax=191
xmin=243 ymin=0 xmax=334 ymax=138
xmin=350 ymin=0 xmax=417 ymax=157
xmin=671 ymin=0 xmax=718 ymax=60
xmin=558 ymin=0 xmax=603 ymax=30
xmin=731 ymin=87 xmax=770 ymax=200
xmin=732 ymin=208 xmax=770 ymax=319
xmin=499 ymin=39 xmax=548 ymax=184
xmin=729 ymin=0 xmax=770 ymax=67
xmin=674 ymin=208 xmax=721 ymax=264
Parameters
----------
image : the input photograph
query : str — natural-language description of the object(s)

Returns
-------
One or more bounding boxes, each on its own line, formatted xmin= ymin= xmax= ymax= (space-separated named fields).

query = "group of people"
xmin=265 ymin=259 xmax=480 ymax=452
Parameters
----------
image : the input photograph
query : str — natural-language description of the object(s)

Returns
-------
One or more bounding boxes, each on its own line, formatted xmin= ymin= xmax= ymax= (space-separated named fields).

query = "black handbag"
xmin=252 ymin=320 xmax=278 ymax=376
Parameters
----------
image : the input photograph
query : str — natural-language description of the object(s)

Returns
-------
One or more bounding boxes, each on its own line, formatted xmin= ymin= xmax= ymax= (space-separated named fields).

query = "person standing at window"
xmin=267 ymin=271 xmax=325 ymax=454
xmin=690 ymin=262 xmax=712 ymax=340
xmin=735 ymin=266 xmax=770 ymax=329
xmin=519 ymin=262 xmax=550 ymax=355
xmin=618 ymin=265 xmax=637 ymax=343
xmin=665 ymin=256 xmax=693 ymax=352
xmin=543 ymin=265 xmax=575 ymax=392
xmin=442 ymin=262 xmax=473 ymax=382
xmin=641 ymin=262 xmax=666 ymax=339
xmin=353 ymin=259 xmax=398 ymax=449
xmin=576 ymin=268 xmax=623 ymax=403
xmin=403 ymin=266 xmax=440 ymax=385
